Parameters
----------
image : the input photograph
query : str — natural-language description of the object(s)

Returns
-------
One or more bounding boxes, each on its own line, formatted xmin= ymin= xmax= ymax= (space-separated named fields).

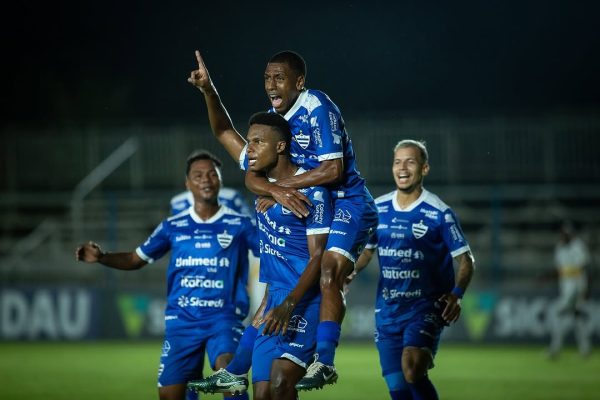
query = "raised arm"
xmin=75 ymin=241 xmax=146 ymax=270
xmin=344 ymin=247 xmax=375 ymax=292
xmin=262 ymin=233 xmax=328 ymax=336
xmin=188 ymin=50 xmax=247 ymax=163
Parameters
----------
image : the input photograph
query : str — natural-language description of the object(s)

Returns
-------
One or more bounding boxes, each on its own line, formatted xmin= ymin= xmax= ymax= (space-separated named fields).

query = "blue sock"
xmin=385 ymin=371 xmax=412 ymax=400
xmin=390 ymin=390 xmax=413 ymax=400
xmin=227 ymin=325 xmax=258 ymax=375
xmin=224 ymin=393 xmax=249 ymax=400
xmin=186 ymin=388 xmax=198 ymax=400
xmin=316 ymin=321 xmax=341 ymax=366
xmin=408 ymin=376 xmax=438 ymax=400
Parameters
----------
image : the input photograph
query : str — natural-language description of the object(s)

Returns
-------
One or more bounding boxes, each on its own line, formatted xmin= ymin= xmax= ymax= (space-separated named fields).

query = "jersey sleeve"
xmin=365 ymin=230 xmax=378 ymax=249
xmin=239 ymin=144 xmax=249 ymax=171
xmin=305 ymin=187 xmax=332 ymax=235
xmin=135 ymin=221 xmax=171 ymax=263
xmin=440 ymin=209 xmax=471 ymax=258
xmin=310 ymin=101 xmax=344 ymax=162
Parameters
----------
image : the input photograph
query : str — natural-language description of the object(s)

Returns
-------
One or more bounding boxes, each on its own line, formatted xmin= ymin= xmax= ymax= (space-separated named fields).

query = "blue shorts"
xmin=251 ymin=288 xmax=320 ymax=383
xmin=326 ymin=195 xmax=378 ymax=263
xmin=158 ymin=318 xmax=244 ymax=387
xmin=374 ymin=307 xmax=445 ymax=376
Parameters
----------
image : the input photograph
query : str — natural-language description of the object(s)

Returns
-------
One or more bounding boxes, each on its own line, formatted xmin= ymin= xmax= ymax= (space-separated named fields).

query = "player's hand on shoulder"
xmin=255 ymin=196 xmax=276 ymax=213
xmin=270 ymin=186 xmax=311 ymax=218
xmin=75 ymin=241 xmax=103 ymax=263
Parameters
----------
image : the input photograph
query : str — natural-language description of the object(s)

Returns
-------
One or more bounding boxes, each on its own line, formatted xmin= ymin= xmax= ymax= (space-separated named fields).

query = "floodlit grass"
xmin=1 ymin=341 xmax=598 ymax=399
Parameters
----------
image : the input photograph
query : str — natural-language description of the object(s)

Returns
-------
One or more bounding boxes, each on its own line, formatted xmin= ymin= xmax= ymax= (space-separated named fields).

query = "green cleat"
xmin=295 ymin=356 xmax=338 ymax=391
xmin=187 ymin=368 xmax=248 ymax=394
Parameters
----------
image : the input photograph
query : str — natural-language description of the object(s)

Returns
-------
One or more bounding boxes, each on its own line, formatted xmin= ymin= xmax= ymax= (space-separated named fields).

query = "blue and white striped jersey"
xmin=367 ymin=189 xmax=471 ymax=326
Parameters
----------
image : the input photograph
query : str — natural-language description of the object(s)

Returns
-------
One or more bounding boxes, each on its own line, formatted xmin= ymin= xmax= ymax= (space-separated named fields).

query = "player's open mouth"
xmin=248 ymin=158 xmax=257 ymax=166
xmin=269 ymin=95 xmax=283 ymax=109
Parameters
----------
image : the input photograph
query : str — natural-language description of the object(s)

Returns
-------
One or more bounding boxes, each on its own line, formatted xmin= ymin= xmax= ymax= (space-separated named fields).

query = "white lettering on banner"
xmin=493 ymin=297 xmax=600 ymax=338
xmin=0 ymin=289 xmax=91 ymax=340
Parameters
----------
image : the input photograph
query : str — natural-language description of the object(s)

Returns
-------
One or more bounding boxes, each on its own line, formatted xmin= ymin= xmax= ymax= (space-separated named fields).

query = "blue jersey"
xmin=256 ymin=172 xmax=333 ymax=296
xmin=170 ymin=188 xmax=253 ymax=218
xmin=239 ymin=89 xmax=368 ymax=200
xmin=280 ymin=89 xmax=366 ymax=199
xmin=136 ymin=206 xmax=258 ymax=332
xmin=368 ymin=189 xmax=471 ymax=327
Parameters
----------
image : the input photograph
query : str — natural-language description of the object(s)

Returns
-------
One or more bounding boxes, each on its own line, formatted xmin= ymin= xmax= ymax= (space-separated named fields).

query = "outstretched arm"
xmin=188 ymin=50 xmax=247 ymax=163
xmin=75 ymin=241 xmax=146 ymax=270
xmin=344 ymin=247 xmax=375 ymax=293
xmin=439 ymin=251 xmax=475 ymax=324
xmin=262 ymin=233 xmax=328 ymax=336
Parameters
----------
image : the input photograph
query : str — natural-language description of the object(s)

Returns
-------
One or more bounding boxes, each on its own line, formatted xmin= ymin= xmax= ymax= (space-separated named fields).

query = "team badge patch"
xmin=295 ymin=131 xmax=310 ymax=149
xmin=217 ymin=230 xmax=233 ymax=248
xmin=412 ymin=220 xmax=428 ymax=239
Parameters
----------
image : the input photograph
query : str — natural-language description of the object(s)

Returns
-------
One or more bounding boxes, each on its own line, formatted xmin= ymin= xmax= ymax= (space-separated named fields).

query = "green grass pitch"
xmin=1 ymin=341 xmax=598 ymax=399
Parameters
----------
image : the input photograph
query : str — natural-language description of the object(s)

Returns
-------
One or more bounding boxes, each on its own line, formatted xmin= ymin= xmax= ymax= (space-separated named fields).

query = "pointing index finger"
xmin=195 ymin=50 xmax=206 ymax=70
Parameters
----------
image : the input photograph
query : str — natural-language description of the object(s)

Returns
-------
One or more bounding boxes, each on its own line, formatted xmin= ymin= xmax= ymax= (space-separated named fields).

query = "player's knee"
xmin=319 ymin=271 xmax=335 ymax=290
xmin=269 ymin=371 xmax=295 ymax=397
xmin=402 ymin=363 xmax=428 ymax=384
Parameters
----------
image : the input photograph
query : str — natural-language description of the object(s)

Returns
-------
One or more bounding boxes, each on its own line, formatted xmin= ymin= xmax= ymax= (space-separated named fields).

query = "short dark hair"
xmin=248 ymin=112 xmax=292 ymax=153
xmin=185 ymin=149 xmax=222 ymax=176
xmin=268 ymin=50 xmax=307 ymax=78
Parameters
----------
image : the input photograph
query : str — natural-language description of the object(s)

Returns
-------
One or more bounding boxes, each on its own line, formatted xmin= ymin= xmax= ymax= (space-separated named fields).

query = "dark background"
xmin=4 ymin=0 xmax=600 ymax=128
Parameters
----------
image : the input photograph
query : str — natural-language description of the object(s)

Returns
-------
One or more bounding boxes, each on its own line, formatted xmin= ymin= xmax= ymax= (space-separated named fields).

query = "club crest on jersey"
xmin=412 ymin=220 xmax=428 ymax=239
xmin=295 ymin=131 xmax=310 ymax=149
xmin=281 ymin=206 xmax=292 ymax=215
xmin=217 ymin=230 xmax=233 ymax=248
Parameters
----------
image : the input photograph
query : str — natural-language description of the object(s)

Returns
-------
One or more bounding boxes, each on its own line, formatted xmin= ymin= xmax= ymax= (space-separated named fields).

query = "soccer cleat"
xmin=187 ymin=368 xmax=248 ymax=394
xmin=295 ymin=356 xmax=338 ymax=391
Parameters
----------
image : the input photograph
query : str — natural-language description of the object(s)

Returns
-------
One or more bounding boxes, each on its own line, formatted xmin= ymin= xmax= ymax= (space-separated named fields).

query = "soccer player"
xmin=187 ymin=49 xmax=378 ymax=391
xmin=169 ymin=173 xmax=259 ymax=400
xmin=547 ymin=221 xmax=592 ymax=359
xmin=189 ymin=112 xmax=333 ymax=399
xmin=351 ymin=139 xmax=475 ymax=400
xmin=76 ymin=150 xmax=257 ymax=400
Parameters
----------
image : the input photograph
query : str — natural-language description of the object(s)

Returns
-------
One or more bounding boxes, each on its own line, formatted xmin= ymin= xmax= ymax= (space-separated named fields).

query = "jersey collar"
xmin=189 ymin=205 xmax=225 ymax=224
xmin=283 ymin=89 xmax=308 ymax=121
xmin=392 ymin=188 xmax=429 ymax=212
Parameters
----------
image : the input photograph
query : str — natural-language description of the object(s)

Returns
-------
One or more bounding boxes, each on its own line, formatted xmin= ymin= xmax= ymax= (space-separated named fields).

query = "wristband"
xmin=451 ymin=286 xmax=464 ymax=299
